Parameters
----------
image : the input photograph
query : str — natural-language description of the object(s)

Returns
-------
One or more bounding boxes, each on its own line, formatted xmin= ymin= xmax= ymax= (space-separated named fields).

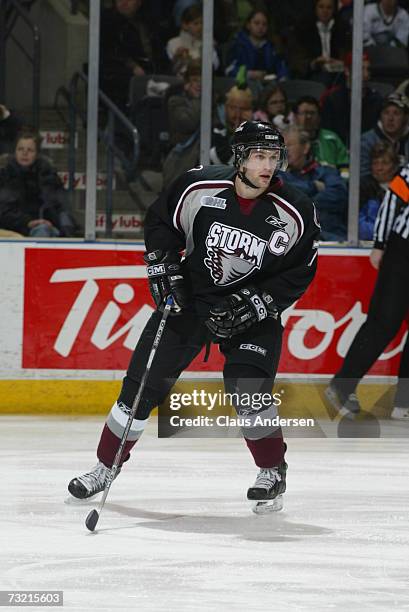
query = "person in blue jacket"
xmin=225 ymin=9 xmax=289 ymax=82
xmin=280 ymin=125 xmax=347 ymax=241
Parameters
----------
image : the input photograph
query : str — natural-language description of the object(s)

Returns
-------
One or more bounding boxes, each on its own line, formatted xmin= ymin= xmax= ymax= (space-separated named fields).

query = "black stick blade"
xmin=85 ymin=509 xmax=99 ymax=532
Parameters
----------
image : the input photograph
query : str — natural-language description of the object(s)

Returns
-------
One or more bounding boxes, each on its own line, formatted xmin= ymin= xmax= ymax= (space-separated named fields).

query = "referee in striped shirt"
xmin=326 ymin=164 xmax=409 ymax=420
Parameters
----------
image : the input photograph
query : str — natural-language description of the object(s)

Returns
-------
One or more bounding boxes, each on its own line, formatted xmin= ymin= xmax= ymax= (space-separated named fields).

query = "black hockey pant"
xmin=97 ymin=308 xmax=285 ymax=468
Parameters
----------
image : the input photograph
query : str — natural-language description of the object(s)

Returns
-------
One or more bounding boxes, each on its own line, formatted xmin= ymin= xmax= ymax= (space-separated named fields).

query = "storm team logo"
xmin=204 ymin=222 xmax=267 ymax=285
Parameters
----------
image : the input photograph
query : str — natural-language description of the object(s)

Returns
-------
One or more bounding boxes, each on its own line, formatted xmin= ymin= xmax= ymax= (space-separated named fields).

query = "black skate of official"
xmin=325 ymin=380 xmax=361 ymax=419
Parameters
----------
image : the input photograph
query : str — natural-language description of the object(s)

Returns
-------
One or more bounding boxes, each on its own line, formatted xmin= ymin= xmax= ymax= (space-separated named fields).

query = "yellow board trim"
xmin=0 ymin=380 xmax=396 ymax=418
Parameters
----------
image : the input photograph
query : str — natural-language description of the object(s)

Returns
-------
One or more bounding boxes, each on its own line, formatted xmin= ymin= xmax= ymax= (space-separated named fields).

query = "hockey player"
xmin=68 ymin=121 xmax=320 ymax=512
xmin=326 ymin=162 xmax=409 ymax=420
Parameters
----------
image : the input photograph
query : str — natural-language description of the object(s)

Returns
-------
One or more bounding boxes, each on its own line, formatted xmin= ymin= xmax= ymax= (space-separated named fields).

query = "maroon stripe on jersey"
xmin=173 ymin=180 xmax=234 ymax=233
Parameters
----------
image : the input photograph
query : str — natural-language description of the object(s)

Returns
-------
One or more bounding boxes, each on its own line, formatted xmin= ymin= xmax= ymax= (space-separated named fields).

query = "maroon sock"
xmin=97 ymin=424 xmax=138 ymax=468
xmin=245 ymin=435 xmax=285 ymax=467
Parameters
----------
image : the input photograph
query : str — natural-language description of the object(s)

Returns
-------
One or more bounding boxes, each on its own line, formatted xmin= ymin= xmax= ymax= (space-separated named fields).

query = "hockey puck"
xmin=85 ymin=509 xmax=99 ymax=532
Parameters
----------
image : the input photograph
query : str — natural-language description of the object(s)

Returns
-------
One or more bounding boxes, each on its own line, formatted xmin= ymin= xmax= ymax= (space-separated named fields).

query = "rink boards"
xmin=0 ymin=239 xmax=405 ymax=415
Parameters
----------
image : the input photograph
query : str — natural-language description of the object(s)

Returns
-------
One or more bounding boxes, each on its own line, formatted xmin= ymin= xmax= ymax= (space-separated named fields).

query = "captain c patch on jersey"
xmin=204 ymin=222 xmax=267 ymax=285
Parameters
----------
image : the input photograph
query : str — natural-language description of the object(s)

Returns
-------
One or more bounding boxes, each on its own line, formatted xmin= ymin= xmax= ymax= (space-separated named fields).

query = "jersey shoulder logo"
xmin=204 ymin=222 xmax=267 ymax=285
xmin=200 ymin=195 xmax=227 ymax=209
xmin=265 ymin=215 xmax=287 ymax=229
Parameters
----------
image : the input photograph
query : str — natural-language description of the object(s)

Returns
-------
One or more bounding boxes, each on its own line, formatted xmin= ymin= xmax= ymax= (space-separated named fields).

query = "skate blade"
xmin=64 ymin=495 xmax=87 ymax=505
xmin=251 ymin=495 xmax=283 ymax=514
xmin=64 ymin=494 xmax=98 ymax=505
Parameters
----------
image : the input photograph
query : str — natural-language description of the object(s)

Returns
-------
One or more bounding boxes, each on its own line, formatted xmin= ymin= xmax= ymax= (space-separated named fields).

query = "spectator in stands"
xmin=172 ymin=0 xmax=232 ymax=40
xmin=288 ymin=0 xmax=349 ymax=82
xmin=281 ymin=125 xmax=347 ymax=241
xmin=360 ymin=93 xmax=409 ymax=176
xmin=209 ymin=85 xmax=254 ymax=164
xmin=293 ymin=95 xmax=349 ymax=172
xmin=167 ymin=4 xmax=220 ymax=76
xmin=253 ymin=83 xmax=290 ymax=130
xmin=225 ymin=8 xmax=289 ymax=81
xmin=0 ymin=104 xmax=22 ymax=155
xmin=167 ymin=59 xmax=201 ymax=146
xmin=162 ymin=59 xmax=202 ymax=184
xmin=363 ymin=0 xmax=409 ymax=47
xmin=172 ymin=0 xmax=199 ymax=27
xmin=359 ymin=141 xmax=400 ymax=240
xmin=99 ymin=0 xmax=168 ymax=110
xmin=0 ymin=130 xmax=76 ymax=237
xmin=320 ymin=52 xmax=384 ymax=147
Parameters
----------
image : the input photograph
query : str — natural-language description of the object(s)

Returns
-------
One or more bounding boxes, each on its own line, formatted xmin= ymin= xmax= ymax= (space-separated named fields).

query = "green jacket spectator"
xmin=293 ymin=95 xmax=349 ymax=174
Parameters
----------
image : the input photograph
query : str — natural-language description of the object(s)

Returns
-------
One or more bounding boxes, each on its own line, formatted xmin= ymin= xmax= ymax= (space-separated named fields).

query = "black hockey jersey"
xmin=144 ymin=165 xmax=320 ymax=315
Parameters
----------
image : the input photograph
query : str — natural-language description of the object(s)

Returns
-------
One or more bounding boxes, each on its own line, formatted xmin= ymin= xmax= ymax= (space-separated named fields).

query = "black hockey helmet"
xmin=231 ymin=121 xmax=288 ymax=173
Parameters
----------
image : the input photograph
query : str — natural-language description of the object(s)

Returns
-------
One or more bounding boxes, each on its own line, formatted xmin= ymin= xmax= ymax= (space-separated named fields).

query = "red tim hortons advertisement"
xmin=22 ymin=248 xmax=406 ymax=375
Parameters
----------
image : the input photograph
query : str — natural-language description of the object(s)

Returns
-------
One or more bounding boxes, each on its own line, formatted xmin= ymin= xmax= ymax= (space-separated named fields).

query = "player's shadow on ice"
xmin=102 ymin=501 xmax=331 ymax=542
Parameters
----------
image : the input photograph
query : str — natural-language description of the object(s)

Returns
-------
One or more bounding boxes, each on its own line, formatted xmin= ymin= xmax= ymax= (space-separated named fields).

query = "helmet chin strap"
xmin=237 ymin=166 xmax=260 ymax=190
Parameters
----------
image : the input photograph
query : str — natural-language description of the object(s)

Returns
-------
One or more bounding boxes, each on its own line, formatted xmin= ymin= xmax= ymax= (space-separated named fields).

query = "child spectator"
xmin=167 ymin=4 xmax=220 ymax=76
xmin=360 ymin=93 xmax=409 ymax=176
xmin=359 ymin=141 xmax=400 ymax=240
xmin=253 ymin=83 xmax=290 ymax=130
xmin=0 ymin=130 xmax=76 ymax=237
xmin=363 ymin=0 xmax=409 ymax=47
xmin=281 ymin=125 xmax=348 ymax=241
xmin=225 ymin=9 xmax=289 ymax=82
xmin=172 ymin=0 xmax=199 ymax=27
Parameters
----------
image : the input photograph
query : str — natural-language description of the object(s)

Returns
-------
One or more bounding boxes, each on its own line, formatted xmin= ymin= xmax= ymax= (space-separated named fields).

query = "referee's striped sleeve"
xmin=373 ymin=169 xmax=409 ymax=249
xmin=373 ymin=190 xmax=396 ymax=248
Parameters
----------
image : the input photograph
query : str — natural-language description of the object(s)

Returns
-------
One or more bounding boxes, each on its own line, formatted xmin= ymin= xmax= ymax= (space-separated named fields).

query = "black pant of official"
xmin=334 ymin=233 xmax=409 ymax=406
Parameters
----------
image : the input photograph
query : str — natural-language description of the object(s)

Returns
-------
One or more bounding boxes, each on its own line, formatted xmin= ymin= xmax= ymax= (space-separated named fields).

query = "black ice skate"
xmin=68 ymin=461 xmax=120 ymax=499
xmin=247 ymin=460 xmax=287 ymax=514
xmin=325 ymin=381 xmax=361 ymax=418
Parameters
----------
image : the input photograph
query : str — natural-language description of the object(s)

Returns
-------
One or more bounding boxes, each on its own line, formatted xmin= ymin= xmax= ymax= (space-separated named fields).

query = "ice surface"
xmin=1 ymin=416 xmax=409 ymax=612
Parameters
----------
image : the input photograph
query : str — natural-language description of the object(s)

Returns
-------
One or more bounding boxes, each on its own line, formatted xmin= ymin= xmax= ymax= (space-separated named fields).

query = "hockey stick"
xmin=85 ymin=296 xmax=174 ymax=532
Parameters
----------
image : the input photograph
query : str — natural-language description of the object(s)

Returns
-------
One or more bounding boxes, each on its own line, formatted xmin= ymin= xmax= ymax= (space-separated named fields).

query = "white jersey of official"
xmin=374 ymin=164 xmax=409 ymax=249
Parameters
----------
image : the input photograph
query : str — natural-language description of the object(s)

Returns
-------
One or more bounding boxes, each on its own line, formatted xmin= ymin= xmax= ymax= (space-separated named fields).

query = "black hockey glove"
xmin=205 ymin=286 xmax=279 ymax=339
xmin=144 ymin=250 xmax=189 ymax=313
